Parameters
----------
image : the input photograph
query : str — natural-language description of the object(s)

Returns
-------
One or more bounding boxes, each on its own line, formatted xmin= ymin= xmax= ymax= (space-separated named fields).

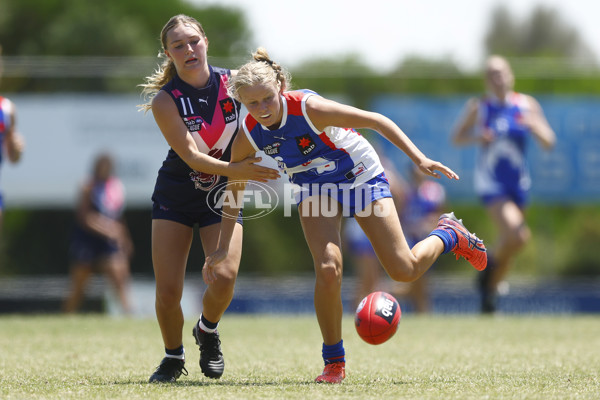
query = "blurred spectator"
xmin=0 ymin=44 xmax=26 ymax=247
xmin=63 ymin=153 xmax=133 ymax=314
xmin=451 ymin=55 xmax=556 ymax=313
xmin=397 ymin=165 xmax=446 ymax=313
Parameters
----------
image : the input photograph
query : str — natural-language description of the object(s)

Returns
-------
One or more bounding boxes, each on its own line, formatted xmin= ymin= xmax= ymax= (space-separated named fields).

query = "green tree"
xmin=0 ymin=0 xmax=252 ymax=91
xmin=484 ymin=5 xmax=595 ymax=61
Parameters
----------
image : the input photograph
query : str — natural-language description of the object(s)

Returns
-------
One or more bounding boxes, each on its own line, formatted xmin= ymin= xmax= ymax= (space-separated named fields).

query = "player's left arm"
xmin=305 ymin=95 xmax=459 ymax=180
xmin=523 ymin=95 xmax=556 ymax=150
xmin=4 ymin=101 xmax=24 ymax=163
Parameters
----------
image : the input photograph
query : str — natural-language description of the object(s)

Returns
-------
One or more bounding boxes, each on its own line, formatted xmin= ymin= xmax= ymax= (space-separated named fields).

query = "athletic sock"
xmin=322 ymin=340 xmax=345 ymax=365
xmin=429 ymin=228 xmax=458 ymax=254
xmin=198 ymin=314 xmax=219 ymax=334
xmin=165 ymin=345 xmax=185 ymax=360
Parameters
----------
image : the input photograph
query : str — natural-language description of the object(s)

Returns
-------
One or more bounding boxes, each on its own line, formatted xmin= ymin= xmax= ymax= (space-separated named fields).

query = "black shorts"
xmin=151 ymin=202 xmax=243 ymax=228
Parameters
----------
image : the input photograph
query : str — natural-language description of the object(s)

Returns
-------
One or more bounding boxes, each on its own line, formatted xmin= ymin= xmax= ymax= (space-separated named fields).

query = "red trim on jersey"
xmin=245 ymin=115 xmax=258 ymax=132
xmin=318 ymin=132 xmax=338 ymax=151
xmin=285 ymin=91 xmax=305 ymax=116
xmin=318 ymin=130 xmax=350 ymax=155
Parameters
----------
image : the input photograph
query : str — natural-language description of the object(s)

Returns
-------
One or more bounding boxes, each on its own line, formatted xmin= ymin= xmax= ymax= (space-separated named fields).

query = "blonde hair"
xmin=485 ymin=55 xmax=514 ymax=87
xmin=138 ymin=15 xmax=207 ymax=112
xmin=227 ymin=47 xmax=291 ymax=101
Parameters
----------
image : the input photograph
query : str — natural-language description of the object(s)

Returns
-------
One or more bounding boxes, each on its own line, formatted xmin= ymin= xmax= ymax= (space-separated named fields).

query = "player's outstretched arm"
xmin=451 ymin=98 xmax=483 ymax=146
xmin=306 ymin=95 xmax=459 ymax=181
xmin=523 ymin=95 xmax=556 ymax=150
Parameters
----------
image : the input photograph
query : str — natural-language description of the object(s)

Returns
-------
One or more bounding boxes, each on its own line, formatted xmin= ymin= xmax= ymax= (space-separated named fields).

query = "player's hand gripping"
xmin=227 ymin=156 xmax=280 ymax=182
xmin=202 ymin=248 xmax=228 ymax=285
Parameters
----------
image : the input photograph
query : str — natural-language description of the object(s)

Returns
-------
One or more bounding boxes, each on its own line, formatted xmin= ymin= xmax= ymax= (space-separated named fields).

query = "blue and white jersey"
xmin=242 ymin=90 xmax=384 ymax=188
xmin=473 ymin=92 xmax=532 ymax=202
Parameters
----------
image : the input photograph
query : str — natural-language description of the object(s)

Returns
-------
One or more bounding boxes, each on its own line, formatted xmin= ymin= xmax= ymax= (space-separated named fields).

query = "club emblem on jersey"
xmin=219 ymin=98 xmax=237 ymax=123
xmin=189 ymin=171 xmax=219 ymax=191
xmin=263 ymin=142 xmax=281 ymax=156
xmin=296 ymin=134 xmax=316 ymax=156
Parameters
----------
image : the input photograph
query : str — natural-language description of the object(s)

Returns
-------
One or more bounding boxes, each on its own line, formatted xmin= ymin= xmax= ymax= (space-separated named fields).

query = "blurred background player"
xmin=451 ymin=55 xmax=556 ymax=313
xmin=139 ymin=15 xmax=279 ymax=383
xmin=63 ymin=152 xmax=133 ymax=314
xmin=344 ymin=162 xmax=446 ymax=313
xmin=0 ymin=44 xmax=25 ymax=246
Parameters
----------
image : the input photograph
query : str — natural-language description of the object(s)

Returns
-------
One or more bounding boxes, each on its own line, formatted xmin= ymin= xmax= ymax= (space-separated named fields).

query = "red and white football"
xmin=354 ymin=291 xmax=401 ymax=345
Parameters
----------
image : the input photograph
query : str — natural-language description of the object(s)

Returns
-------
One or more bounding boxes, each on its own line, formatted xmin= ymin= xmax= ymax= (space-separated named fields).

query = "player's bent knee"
xmin=210 ymin=272 xmax=237 ymax=294
xmin=155 ymin=287 xmax=183 ymax=309
xmin=387 ymin=268 xmax=418 ymax=283
xmin=315 ymin=263 xmax=342 ymax=288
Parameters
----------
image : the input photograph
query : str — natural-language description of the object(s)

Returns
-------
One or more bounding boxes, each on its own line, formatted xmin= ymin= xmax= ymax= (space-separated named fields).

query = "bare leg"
xmin=407 ymin=274 xmax=430 ymax=313
xmin=356 ymin=198 xmax=444 ymax=282
xmin=152 ymin=219 xmax=193 ymax=349
xmin=299 ymin=196 xmax=344 ymax=346
xmin=63 ymin=263 xmax=93 ymax=313
xmin=353 ymin=252 xmax=382 ymax=308
xmin=486 ymin=199 xmax=530 ymax=290
xmin=102 ymin=252 xmax=132 ymax=314
xmin=197 ymin=222 xmax=243 ymax=323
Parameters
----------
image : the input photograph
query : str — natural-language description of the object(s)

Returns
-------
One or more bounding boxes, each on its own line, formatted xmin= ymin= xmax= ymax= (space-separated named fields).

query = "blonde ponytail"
xmin=227 ymin=47 xmax=292 ymax=101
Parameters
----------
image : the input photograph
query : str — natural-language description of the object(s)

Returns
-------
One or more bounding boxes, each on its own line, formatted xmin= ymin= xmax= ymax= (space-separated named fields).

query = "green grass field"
xmin=0 ymin=314 xmax=598 ymax=399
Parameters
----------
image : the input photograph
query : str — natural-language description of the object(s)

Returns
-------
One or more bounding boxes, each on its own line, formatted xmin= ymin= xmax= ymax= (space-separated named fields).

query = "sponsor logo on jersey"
xmin=263 ymin=142 xmax=281 ymax=156
xmin=296 ymin=134 xmax=316 ymax=155
xmin=344 ymin=162 xmax=367 ymax=180
xmin=219 ymin=98 xmax=237 ymax=123
xmin=183 ymin=116 xmax=204 ymax=133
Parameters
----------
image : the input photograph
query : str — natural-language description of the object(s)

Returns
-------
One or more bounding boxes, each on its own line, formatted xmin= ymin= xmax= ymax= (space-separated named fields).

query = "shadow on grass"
xmin=114 ymin=377 xmax=410 ymax=387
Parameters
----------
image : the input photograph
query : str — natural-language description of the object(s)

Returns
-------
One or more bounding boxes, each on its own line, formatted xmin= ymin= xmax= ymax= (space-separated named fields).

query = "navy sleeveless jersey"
xmin=152 ymin=66 xmax=241 ymax=211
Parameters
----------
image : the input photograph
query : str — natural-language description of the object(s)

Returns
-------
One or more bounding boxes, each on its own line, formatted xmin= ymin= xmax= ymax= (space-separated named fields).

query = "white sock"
xmin=198 ymin=317 xmax=217 ymax=334
xmin=164 ymin=349 xmax=185 ymax=361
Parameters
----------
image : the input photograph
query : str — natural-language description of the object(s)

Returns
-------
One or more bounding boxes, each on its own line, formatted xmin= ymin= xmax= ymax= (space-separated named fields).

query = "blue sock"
xmin=429 ymin=228 xmax=458 ymax=254
xmin=322 ymin=340 xmax=345 ymax=365
xmin=165 ymin=344 xmax=185 ymax=360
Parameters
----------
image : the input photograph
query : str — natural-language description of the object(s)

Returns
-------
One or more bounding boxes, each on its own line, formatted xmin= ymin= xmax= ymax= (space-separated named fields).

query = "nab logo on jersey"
xmin=296 ymin=134 xmax=316 ymax=156
xmin=219 ymin=98 xmax=237 ymax=123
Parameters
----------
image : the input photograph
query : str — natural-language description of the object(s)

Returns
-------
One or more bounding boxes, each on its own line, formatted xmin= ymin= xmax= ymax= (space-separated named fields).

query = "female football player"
xmin=139 ymin=16 xmax=279 ymax=383
xmin=451 ymin=55 xmax=555 ymax=313
xmin=63 ymin=153 xmax=133 ymax=315
xmin=204 ymin=48 xmax=487 ymax=383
